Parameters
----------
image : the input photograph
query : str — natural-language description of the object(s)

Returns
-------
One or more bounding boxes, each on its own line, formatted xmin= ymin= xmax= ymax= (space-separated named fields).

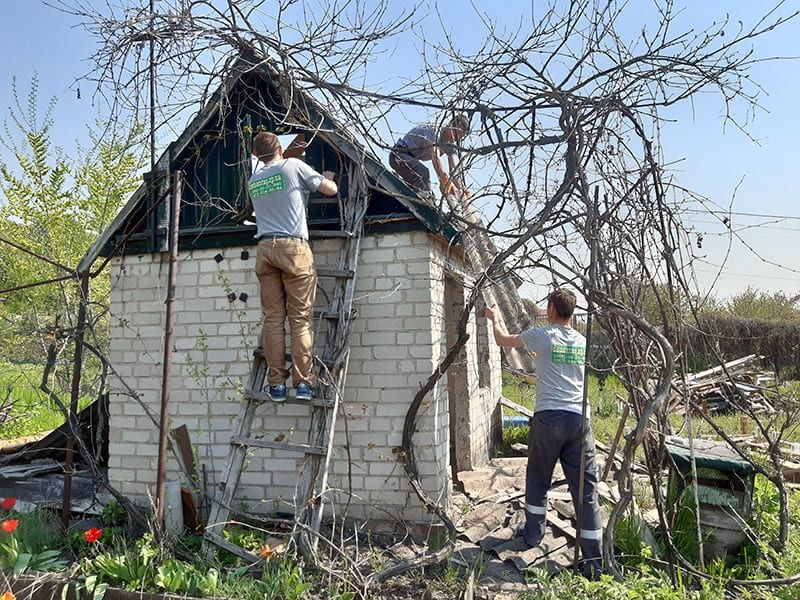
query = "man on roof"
xmin=249 ymin=132 xmax=338 ymax=402
xmin=389 ymin=114 xmax=470 ymax=197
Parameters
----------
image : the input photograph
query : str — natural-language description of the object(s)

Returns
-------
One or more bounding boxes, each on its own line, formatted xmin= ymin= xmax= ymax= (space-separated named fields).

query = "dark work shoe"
xmin=268 ymin=384 xmax=287 ymax=402
xmin=515 ymin=526 xmax=542 ymax=548
xmin=295 ymin=382 xmax=314 ymax=401
xmin=580 ymin=560 xmax=606 ymax=581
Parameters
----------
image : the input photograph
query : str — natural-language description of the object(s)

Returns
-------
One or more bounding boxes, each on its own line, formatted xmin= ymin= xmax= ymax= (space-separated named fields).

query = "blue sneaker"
xmin=295 ymin=382 xmax=314 ymax=401
xmin=268 ymin=384 xmax=287 ymax=402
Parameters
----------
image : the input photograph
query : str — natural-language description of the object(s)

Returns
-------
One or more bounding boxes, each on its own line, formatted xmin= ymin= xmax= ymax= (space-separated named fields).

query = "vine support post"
xmin=61 ymin=270 xmax=90 ymax=530
xmin=155 ymin=170 xmax=182 ymax=539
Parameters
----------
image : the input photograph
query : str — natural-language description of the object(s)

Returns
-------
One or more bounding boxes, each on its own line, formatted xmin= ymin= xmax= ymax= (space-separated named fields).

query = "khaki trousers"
xmin=255 ymin=238 xmax=316 ymax=387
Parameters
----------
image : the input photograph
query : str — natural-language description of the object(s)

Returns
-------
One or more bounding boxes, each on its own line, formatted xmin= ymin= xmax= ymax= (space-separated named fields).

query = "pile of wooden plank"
xmin=669 ymin=355 xmax=775 ymax=414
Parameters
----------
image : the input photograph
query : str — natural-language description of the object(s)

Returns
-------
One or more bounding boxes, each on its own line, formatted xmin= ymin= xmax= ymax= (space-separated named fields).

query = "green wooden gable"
xmin=81 ymin=55 xmax=457 ymax=269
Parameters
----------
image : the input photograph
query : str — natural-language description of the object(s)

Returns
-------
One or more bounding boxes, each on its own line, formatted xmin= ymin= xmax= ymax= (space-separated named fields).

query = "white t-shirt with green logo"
xmin=520 ymin=324 xmax=587 ymax=416
xmin=248 ymin=158 xmax=324 ymax=240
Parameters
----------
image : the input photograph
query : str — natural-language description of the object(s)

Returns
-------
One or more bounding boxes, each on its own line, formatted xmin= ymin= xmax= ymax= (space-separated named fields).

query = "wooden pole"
xmin=155 ymin=171 xmax=182 ymax=538
xmin=601 ymin=401 xmax=630 ymax=481
xmin=61 ymin=271 xmax=90 ymax=529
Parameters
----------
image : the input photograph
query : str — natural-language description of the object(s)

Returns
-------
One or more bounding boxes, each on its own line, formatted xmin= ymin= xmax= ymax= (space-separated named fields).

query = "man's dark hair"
xmin=548 ymin=288 xmax=577 ymax=319
xmin=253 ymin=132 xmax=281 ymax=162
xmin=449 ymin=114 xmax=470 ymax=135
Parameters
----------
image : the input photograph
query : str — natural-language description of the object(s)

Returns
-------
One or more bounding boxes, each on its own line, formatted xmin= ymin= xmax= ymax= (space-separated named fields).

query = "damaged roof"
xmin=79 ymin=51 xmax=458 ymax=273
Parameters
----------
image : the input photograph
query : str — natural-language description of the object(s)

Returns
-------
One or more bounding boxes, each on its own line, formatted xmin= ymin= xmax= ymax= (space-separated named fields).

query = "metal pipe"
xmin=0 ymin=235 xmax=75 ymax=274
xmin=61 ymin=271 xmax=90 ymax=529
xmin=155 ymin=171 xmax=182 ymax=538
xmin=574 ymin=185 xmax=599 ymax=572
xmin=0 ymin=274 xmax=76 ymax=296
xmin=89 ymin=182 xmax=173 ymax=279
xmin=149 ymin=0 xmax=156 ymax=173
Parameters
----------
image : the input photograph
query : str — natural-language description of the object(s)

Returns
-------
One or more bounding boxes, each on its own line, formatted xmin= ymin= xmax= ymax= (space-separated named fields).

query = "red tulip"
xmin=0 ymin=498 xmax=15 ymax=511
xmin=83 ymin=527 xmax=103 ymax=543
xmin=1 ymin=520 xmax=18 ymax=533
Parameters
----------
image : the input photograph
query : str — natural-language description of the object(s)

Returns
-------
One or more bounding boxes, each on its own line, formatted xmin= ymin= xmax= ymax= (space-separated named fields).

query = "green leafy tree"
xmin=0 ymin=76 xmax=143 ymax=369
xmin=724 ymin=286 xmax=800 ymax=323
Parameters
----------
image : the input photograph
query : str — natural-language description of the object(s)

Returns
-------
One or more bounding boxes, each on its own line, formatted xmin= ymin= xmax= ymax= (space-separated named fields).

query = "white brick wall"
xmin=107 ymin=230 xmax=502 ymax=523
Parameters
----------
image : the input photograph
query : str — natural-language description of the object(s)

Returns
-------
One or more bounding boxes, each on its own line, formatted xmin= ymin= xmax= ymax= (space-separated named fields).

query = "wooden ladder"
xmin=201 ymin=165 xmax=369 ymax=562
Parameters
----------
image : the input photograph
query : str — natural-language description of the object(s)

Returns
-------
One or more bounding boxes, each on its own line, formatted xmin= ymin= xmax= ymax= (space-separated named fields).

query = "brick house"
xmin=82 ymin=55 xmax=504 ymax=524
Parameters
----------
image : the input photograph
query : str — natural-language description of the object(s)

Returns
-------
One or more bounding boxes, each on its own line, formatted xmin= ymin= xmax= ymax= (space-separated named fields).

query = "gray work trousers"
xmin=389 ymin=147 xmax=430 ymax=192
xmin=524 ymin=409 xmax=603 ymax=570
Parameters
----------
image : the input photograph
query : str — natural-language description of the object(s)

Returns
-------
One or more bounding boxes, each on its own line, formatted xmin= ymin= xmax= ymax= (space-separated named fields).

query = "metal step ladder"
xmin=201 ymin=165 xmax=369 ymax=562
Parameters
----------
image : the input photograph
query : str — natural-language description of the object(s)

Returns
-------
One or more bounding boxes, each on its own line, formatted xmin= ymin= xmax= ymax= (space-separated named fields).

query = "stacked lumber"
xmin=669 ymin=355 xmax=775 ymax=414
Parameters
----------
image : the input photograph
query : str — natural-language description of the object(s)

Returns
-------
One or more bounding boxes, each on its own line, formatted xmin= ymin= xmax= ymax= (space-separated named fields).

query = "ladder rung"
xmin=231 ymin=436 xmax=326 ymax=456
xmin=204 ymin=531 xmax=260 ymax=562
xmin=309 ymin=229 xmax=353 ymax=239
xmin=313 ymin=309 xmax=339 ymax=319
xmin=249 ymin=349 xmax=337 ymax=376
xmin=244 ymin=389 xmax=333 ymax=408
xmin=317 ymin=268 xmax=354 ymax=278
xmin=314 ymin=308 xmax=357 ymax=320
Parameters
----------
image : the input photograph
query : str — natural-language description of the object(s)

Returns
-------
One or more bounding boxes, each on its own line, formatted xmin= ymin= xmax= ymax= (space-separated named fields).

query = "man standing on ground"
xmin=485 ymin=289 xmax=603 ymax=574
xmin=249 ymin=132 xmax=338 ymax=401
xmin=389 ymin=115 xmax=470 ymax=197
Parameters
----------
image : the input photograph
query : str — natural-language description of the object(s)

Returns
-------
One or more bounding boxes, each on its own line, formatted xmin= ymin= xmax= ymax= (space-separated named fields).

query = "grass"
xmin=501 ymin=371 xmax=627 ymax=446
xmin=0 ymin=361 xmax=93 ymax=440
xmin=501 ymin=371 xmax=800 ymax=448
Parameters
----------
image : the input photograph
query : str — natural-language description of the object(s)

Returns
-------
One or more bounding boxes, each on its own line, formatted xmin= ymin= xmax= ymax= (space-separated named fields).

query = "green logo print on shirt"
xmin=551 ymin=344 xmax=586 ymax=365
xmin=249 ymin=173 xmax=285 ymax=197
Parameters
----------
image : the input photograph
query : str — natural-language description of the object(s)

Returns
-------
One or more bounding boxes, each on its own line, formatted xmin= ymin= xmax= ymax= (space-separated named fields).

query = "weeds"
xmin=101 ymin=500 xmax=127 ymax=528
xmin=0 ymin=362 xmax=93 ymax=439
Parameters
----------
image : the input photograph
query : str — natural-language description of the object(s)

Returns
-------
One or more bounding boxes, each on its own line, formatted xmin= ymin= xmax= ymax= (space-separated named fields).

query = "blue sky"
xmin=1 ymin=1 xmax=799 ymax=300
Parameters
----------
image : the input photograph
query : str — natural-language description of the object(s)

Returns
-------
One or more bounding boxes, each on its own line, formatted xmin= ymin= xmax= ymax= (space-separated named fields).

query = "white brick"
xmin=362 ymin=360 xmax=404 ymax=375
xmin=361 ymin=248 xmax=395 ymax=263
xmin=374 ymin=346 xmax=408 ymax=359
xmin=403 ymin=289 xmax=431 ymax=303
xmin=402 ymin=317 xmax=430 ymax=331
xmin=395 ymin=246 xmax=429 ymax=260
xmin=372 ymin=374 xmax=407 ymax=388
xmin=181 ymin=299 xmax=216 ymax=312
xmin=361 ymin=320 xmax=397 ymax=333
xmin=386 ymin=264 xmax=408 ymax=276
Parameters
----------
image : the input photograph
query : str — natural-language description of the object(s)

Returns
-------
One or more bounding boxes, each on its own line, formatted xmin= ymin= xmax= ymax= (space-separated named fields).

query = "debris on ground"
xmin=669 ymin=354 xmax=775 ymax=414
xmin=445 ymin=457 xmax=621 ymax=597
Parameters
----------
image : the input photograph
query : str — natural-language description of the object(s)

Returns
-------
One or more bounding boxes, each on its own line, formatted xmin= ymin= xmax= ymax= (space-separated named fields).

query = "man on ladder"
xmin=249 ymin=132 xmax=338 ymax=401
xmin=485 ymin=289 xmax=603 ymax=576
xmin=389 ymin=115 xmax=470 ymax=198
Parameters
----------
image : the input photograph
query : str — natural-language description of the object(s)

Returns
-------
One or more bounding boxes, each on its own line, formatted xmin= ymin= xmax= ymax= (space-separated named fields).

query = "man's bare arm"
xmin=484 ymin=306 xmax=524 ymax=348
xmin=447 ymin=154 xmax=466 ymax=190
xmin=431 ymin=152 xmax=447 ymax=182
xmin=318 ymin=171 xmax=338 ymax=196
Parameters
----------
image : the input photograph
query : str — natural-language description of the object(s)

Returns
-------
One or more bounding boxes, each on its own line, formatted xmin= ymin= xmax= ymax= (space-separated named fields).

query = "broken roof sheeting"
xmin=79 ymin=52 xmax=458 ymax=274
